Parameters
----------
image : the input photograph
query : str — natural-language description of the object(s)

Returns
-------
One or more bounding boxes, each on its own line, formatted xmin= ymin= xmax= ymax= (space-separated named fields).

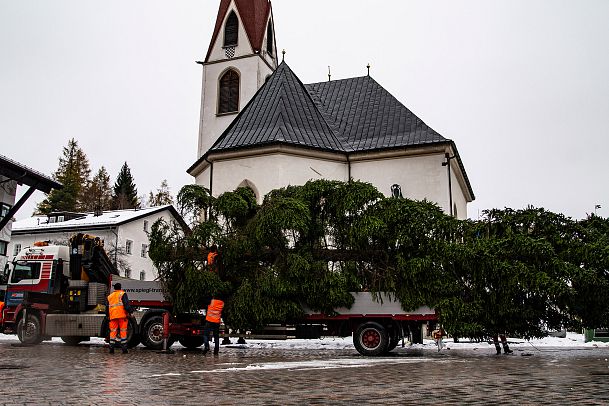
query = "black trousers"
xmin=203 ymin=321 xmax=220 ymax=353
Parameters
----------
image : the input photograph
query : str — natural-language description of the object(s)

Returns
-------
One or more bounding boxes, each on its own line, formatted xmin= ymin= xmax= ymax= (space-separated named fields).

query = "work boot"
xmin=503 ymin=344 xmax=513 ymax=354
xmin=121 ymin=343 xmax=128 ymax=354
xmin=494 ymin=344 xmax=501 ymax=355
xmin=202 ymin=346 xmax=210 ymax=355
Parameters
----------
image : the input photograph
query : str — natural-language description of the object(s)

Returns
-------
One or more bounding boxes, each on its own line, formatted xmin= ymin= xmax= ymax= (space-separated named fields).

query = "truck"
xmin=0 ymin=234 xmax=205 ymax=350
xmin=0 ymin=234 xmax=437 ymax=356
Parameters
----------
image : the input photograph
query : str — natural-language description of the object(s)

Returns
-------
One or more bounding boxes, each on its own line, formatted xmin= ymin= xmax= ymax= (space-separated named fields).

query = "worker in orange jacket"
xmin=202 ymin=297 xmax=224 ymax=355
xmin=207 ymin=244 xmax=218 ymax=272
xmin=105 ymin=282 xmax=133 ymax=354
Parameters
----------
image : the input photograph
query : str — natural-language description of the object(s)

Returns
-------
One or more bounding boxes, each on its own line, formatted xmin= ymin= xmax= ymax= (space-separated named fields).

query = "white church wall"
xmin=207 ymin=153 xmax=347 ymax=201
xmin=351 ymin=153 xmax=468 ymax=219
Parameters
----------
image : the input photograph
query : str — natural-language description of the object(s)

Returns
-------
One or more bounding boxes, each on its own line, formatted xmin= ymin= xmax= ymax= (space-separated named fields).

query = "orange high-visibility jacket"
xmin=206 ymin=299 xmax=224 ymax=323
xmin=107 ymin=290 xmax=128 ymax=320
xmin=207 ymin=251 xmax=218 ymax=267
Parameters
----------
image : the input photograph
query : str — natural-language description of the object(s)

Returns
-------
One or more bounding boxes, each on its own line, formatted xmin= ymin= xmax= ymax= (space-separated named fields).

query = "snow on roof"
xmin=12 ymin=205 xmax=174 ymax=232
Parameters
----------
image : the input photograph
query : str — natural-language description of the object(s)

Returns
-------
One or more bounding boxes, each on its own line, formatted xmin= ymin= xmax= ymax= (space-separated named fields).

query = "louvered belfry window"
xmin=266 ymin=22 xmax=273 ymax=56
xmin=219 ymin=69 xmax=239 ymax=114
xmin=224 ymin=11 xmax=238 ymax=46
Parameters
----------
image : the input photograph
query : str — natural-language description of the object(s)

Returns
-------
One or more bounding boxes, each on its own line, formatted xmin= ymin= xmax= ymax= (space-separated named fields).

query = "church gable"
xmin=205 ymin=0 xmax=273 ymax=63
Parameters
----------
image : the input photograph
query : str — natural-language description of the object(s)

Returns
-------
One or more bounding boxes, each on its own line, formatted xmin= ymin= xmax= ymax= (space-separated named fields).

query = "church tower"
xmin=196 ymin=0 xmax=278 ymax=158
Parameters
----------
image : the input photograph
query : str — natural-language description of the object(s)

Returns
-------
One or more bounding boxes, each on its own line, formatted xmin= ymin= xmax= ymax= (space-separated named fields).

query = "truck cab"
xmin=0 ymin=244 xmax=69 ymax=332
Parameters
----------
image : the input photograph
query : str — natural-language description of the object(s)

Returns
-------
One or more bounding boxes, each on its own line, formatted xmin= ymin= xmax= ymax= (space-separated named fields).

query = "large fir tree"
xmin=112 ymin=162 xmax=139 ymax=209
xmin=37 ymin=138 xmax=91 ymax=214
xmin=83 ymin=166 xmax=113 ymax=213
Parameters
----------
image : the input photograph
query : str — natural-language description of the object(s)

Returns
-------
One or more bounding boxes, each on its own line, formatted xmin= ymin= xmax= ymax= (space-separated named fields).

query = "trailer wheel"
xmin=126 ymin=318 xmax=140 ymax=348
xmin=17 ymin=314 xmax=43 ymax=345
xmin=354 ymin=322 xmax=389 ymax=356
xmin=178 ymin=336 xmax=205 ymax=349
xmin=386 ymin=329 xmax=400 ymax=353
xmin=61 ymin=336 xmax=88 ymax=346
xmin=142 ymin=315 xmax=171 ymax=350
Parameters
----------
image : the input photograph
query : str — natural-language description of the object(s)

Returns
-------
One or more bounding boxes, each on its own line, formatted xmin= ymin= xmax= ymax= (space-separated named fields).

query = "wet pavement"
xmin=1 ymin=338 xmax=609 ymax=405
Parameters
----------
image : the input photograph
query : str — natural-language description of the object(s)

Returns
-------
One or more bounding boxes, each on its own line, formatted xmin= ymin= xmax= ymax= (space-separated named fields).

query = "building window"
xmin=126 ymin=240 xmax=133 ymax=255
xmin=13 ymin=243 xmax=21 ymax=256
xmin=224 ymin=11 xmax=238 ymax=46
xmin=57 ymin=215 xmax=64 ymax=222
xmin=0 ymin=203 xmax=11 ymax=220
xmin=124 ymin=269 xmax=131 ymax=278
xmin=218 ymin=69 xmax=239 ymax=114
xmin=0 ymin=241 xmax=7 ymax=256
xmin=143 ymin=220 xmax=149 ymax=232
xmin=266 ymin=22 xmax=274 ymax=56
xmin=48 ymin=217 xmax=56 ymax=223
xmin=141 ymin=244 xmax=148 ymax=258
xmin=140 ymin=271 xmax=146 ymax=281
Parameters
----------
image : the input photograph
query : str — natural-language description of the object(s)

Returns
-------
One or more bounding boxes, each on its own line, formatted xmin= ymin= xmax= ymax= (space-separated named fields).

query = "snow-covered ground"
xmin=2 ymin=331 xmax=607 ymax=351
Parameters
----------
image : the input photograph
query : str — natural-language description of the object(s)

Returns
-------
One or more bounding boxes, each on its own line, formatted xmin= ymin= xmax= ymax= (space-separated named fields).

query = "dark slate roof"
xmin=306 ymin=77 xmax=446 ymax=152
xmin=209 ymin=61 xmax=447 ymax=155
xmin=211 ymin=62 xmax=345 ymax=152
xmin=0 ymin=154 xmax=62 ymax=193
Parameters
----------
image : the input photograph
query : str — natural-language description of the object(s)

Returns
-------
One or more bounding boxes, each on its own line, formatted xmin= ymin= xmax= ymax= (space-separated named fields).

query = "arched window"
xmin=266 ymin=22 xmax=274 ymax=56
xmin=218 ymin=69 xmax=239 ymax=114
xmin=238 ymin=179 xmax=260 ymax=203
xmin=224 ymin=11 xmax=238 ymax=46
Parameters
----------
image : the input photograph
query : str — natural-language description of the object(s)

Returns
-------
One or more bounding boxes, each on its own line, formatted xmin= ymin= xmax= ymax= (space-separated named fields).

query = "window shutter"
xmin=266 ymin=22 xmax=273 ymax=56
xmin=219 ymin=70 xmax=239 ymax=114
xmin=224 ymin=12 xmax=238 ymax=46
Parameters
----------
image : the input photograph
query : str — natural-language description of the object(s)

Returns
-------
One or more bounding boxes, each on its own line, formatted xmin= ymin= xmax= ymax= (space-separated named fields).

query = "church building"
xmin=187 ymin=0 xmax=474 ymax=219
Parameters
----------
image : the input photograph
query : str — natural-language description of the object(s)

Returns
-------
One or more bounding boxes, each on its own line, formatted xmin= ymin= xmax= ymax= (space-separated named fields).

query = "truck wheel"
xmin=126 ymin=317 xmax=141 ymax=348
xmin=17 ymin=314 xmax=43 ymax=345
xmin=386 ymin=329 xmax=400 ymax=353
xmin=354 ymin=322 xmax=388 ymax=356
xmin=178 ymin=336 xmax=205 ymax=349
xmin=142 ymin=315 xmax=171 ymax=350
xmin=61 ymin=336 xmax=88 ymax=346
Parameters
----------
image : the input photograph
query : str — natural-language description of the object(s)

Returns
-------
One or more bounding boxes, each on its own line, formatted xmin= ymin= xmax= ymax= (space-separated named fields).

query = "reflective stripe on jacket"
xmin=206 ymin=299 xmax=224 ymax=323
xmin=108 ymin=290 xmax=128 ymax=320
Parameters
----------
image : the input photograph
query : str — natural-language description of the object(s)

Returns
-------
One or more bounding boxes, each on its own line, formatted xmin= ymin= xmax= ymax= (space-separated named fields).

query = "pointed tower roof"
xmin=210 ymin=62 xmax=344 ymax=153
xmin=205 ymin=0 xmax=273 ymax=62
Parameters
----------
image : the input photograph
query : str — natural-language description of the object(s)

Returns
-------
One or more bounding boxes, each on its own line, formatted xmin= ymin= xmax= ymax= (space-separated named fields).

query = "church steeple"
xmin=195 ymin=0 xmax=278 ymax=159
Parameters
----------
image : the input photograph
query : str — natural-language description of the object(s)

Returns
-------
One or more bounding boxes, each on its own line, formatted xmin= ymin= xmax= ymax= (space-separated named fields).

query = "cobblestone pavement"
xmin=1 ymin=338 xmax=609 ymax=405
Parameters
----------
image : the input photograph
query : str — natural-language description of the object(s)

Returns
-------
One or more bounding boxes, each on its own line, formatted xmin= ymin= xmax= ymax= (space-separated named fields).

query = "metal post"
xmin=442 ymin=153 xmax=456 ymax=217
xmin=162 ymin=311 xmax=170 ymax=352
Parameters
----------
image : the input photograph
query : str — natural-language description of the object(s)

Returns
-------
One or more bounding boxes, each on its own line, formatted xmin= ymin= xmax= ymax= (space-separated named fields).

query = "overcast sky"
xmin=2 ymin=0 xmax=608 ymax=221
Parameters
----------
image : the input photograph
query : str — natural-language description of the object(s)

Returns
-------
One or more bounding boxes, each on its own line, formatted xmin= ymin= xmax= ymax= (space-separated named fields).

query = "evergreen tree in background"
xmin=84 ymin=166 xmax=113 ymax=213
xmin=147 ymin=179 xmax=174 ymax=207
xmin=36 ymin=139 xmax=91 ymax=214
xmin=112 ymin=162 xmax=139 ymax=209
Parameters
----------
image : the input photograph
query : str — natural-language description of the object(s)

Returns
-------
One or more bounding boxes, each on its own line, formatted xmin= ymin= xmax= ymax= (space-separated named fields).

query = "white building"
xmin=7 ymin=205 xmax=187 ymax=281
xmin=188 ymin=0 xmax=474 ymax=218
xmin=0 ymin=154 xmax=62 ymax=272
